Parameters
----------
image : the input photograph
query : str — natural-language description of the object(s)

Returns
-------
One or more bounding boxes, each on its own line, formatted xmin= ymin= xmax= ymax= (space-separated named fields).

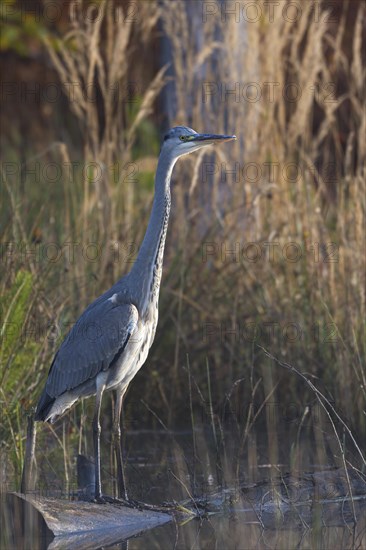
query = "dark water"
xmin=2 ymin=427 xmax=366 ymax=549
xmin=126 ymin=513 xmax=366 ymax=550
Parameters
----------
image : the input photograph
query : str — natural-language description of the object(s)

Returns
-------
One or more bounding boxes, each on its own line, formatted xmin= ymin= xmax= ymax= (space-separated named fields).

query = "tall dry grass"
xmin=1 ymin=0 xmax=167 ymax=488
xmin=154 ymin=0 xmax=366 ymax=439
xmin=0 ymin=0 xmax=365 ymax=494
xmin=42 ymin=0 xmax=167 ymax=302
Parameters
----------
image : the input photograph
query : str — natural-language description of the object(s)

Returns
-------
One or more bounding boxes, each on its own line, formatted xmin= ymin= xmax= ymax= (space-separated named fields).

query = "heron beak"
xmin=191 ymin=133 xmax=237 ymax=145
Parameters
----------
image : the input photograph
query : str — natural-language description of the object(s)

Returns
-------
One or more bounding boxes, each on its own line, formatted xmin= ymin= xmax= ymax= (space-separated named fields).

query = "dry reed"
xmin=0 ymin=0 xmax=365 ymax=506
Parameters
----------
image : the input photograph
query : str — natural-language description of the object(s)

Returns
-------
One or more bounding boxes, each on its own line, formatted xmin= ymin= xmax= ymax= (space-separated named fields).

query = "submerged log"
xmin=5 ymin=492 xmax=176 ymax=549
xmin=6 ymin=468 xmax=365 ymax=547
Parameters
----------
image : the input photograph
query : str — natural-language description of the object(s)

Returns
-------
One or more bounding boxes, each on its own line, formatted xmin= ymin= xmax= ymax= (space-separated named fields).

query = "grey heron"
xmin=35 ymin=126 xmax=236 ymax=502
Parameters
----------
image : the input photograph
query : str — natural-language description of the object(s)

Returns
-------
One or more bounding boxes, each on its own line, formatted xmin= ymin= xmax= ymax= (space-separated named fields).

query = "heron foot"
xmin=93 ymin=494 xmax=113 ymax=504
xmin=116 ymin=497 xmax=144 ymax=510
xmin=93 ymin=494 xmax=142 ymax=509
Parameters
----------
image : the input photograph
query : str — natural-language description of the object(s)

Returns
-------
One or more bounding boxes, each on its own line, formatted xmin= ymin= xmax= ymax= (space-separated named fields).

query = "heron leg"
xmin=113 ymin=388 xmax=128 ymax=499
xmin=93 ymin=377 xmax=106 ymax=500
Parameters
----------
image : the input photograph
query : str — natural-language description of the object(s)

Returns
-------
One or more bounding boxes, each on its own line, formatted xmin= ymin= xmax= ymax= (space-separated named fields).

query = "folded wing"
xmin=35 ymin=296 xmax=138 ymax=420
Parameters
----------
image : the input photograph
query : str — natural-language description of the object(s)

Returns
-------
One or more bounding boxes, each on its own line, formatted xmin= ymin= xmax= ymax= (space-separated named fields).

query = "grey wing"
xmin=45 ymin=298 xmax=139 ymax=399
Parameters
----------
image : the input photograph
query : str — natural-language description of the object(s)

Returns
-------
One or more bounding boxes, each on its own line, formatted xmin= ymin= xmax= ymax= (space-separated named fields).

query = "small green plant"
xmin=0 ymin=270 xmax=42 ymax=486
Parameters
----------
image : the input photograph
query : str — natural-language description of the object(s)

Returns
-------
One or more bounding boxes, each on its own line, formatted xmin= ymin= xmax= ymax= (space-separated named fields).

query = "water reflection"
xmin=129 ymin=512 xmax=366 ymax=550
xmin=2 ymin=426 xmax=366 ymax=549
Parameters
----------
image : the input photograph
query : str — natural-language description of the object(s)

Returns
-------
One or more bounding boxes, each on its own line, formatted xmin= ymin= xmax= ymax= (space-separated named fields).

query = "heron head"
xmin=162 ymin=126 xmax=236 ymax=160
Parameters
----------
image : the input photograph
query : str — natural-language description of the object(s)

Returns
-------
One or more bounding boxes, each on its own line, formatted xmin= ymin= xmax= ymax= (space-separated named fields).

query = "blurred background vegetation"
xmin=0 ymin=0 xmax=365 ymax=492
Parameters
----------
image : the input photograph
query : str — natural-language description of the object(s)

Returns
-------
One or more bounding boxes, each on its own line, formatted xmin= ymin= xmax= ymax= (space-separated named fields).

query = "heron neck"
xmin=129 ymin=151 xmax=176 ymax=315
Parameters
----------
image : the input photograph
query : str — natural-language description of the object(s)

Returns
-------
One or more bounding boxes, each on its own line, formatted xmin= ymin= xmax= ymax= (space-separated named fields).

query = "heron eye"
xmin=179 ymin=135 xmax=186 ymax=141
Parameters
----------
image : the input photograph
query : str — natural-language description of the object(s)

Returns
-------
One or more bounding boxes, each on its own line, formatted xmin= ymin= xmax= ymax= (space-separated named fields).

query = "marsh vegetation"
xmin=0 ymin=1 xmax=365 ymax=547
